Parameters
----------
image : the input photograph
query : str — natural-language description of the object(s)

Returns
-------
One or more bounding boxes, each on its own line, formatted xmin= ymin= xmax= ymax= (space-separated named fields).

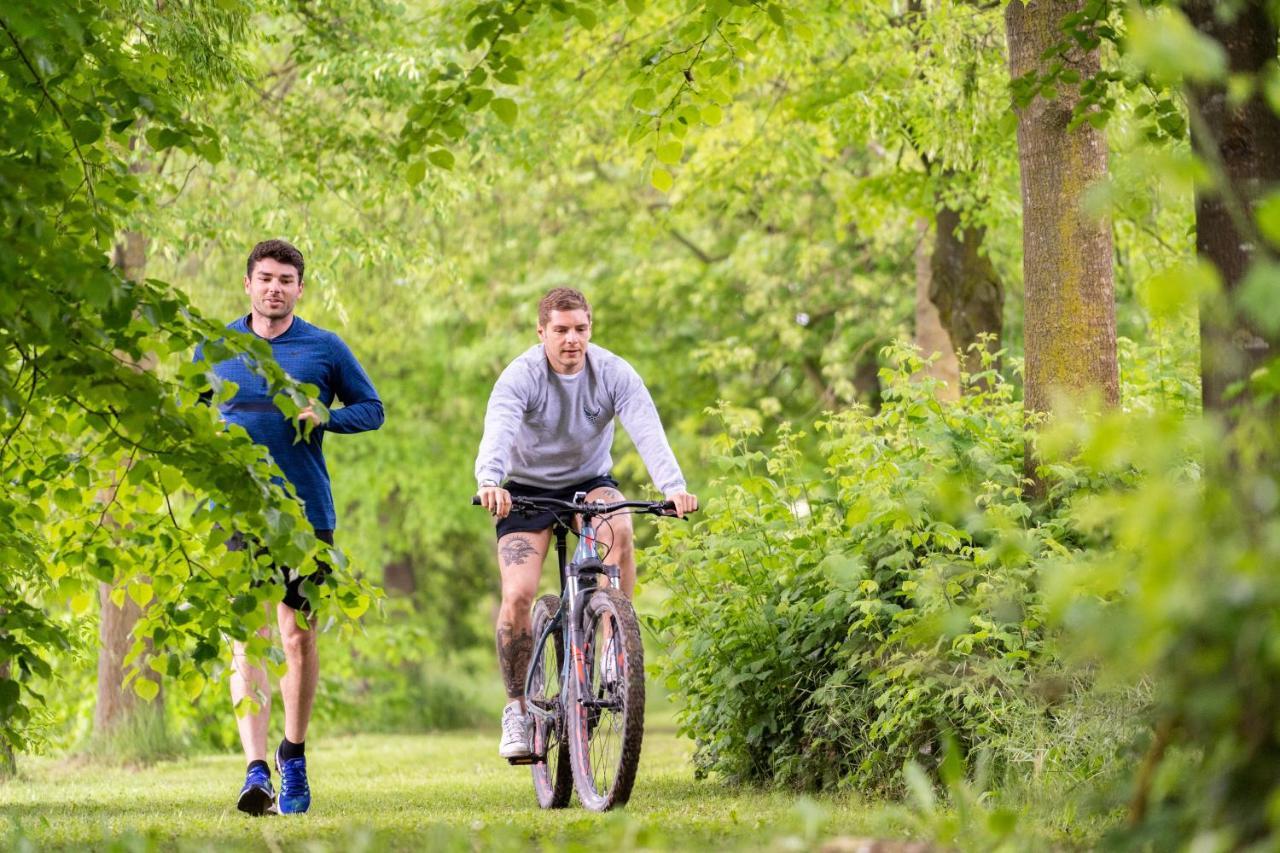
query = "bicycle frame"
xmin=524 ymin=506 xmax=616 ymax=730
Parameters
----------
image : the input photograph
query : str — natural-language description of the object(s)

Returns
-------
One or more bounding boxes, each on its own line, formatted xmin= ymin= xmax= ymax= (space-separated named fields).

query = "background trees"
xmin=6 ymin=0 xmax=1280 ymax=846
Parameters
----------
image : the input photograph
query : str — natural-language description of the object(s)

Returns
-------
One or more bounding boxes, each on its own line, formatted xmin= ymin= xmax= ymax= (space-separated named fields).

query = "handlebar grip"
xmin=471 ymin=496 xmax=481 ymax=505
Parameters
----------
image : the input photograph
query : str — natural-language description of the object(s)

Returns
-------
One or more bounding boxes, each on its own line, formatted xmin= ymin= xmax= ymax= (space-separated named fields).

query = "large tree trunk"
xmin=913 ymin=217 xmax=962 ymax=400
xmin=0 ymin=659 xmax=14 ymax=778
xmin=1185 ymin=1 xmax=1280 ymax=416
xmin=95 ymin=230 xmax=163 ymax=737
xmin=95 ymin=584 xmax=147 ymax=732
xmin=1006 ymin=0 xmax=1119 ymax=486
xmin=930 ymin=204 xmax=1004 ymax=377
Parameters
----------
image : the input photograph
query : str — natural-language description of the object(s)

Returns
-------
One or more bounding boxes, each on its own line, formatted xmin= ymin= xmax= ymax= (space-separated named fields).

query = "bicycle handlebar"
xmin=470 ymin=493 xmax=693 ymax=518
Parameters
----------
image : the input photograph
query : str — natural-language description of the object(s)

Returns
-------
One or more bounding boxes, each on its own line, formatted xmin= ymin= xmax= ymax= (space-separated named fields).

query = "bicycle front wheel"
xmin=567 ymin=587 xmax=645 ymax=811
xmin=529 ymin=594 xmax=572 ymax=808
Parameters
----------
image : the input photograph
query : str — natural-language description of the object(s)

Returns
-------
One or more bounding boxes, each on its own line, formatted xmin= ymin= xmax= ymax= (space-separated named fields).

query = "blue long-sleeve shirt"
xmin=195 ymin=315 xmax=384 ymax=530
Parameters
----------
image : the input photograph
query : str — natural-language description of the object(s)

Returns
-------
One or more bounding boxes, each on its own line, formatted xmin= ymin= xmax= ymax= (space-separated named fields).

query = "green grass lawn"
xmin=1 ymin=727 xmax=922 ymax=851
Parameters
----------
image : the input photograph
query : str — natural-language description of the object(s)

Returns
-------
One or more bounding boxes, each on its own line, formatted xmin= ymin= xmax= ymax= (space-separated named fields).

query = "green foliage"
xmin=0 ymin=0 xmax=376 ymax=757
xmin=652 ymin=344 xmax=1078 ymax=791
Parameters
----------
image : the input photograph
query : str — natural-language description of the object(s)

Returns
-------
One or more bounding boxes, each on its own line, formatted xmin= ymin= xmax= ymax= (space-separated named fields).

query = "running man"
xmin=196 ymin=239 xmax=384 ymax=815
xmin=474 ymin=287 xmax=697 ymax=759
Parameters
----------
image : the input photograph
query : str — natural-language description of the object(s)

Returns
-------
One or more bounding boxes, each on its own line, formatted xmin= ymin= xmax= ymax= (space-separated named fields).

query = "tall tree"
xmin=1006 ymin=0 xmax=1119 ymax=468
xmin=930 ymin=202 xmax=1004 ymax=377
xmin=94 ymin=232 xmax=164 ymax=741
xmin=914 ymin=217 xmax=962 ymax=398
xmin=1184 ymin=1 xmax=1280 ymax=415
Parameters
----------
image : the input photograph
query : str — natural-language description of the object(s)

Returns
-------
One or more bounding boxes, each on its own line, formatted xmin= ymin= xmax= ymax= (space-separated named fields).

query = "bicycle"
xmin=472 ymin=491 xmax=686 ymax=811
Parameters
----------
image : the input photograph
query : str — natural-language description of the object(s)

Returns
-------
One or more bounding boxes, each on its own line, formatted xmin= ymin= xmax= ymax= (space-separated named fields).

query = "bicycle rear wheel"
xmin=529 ymin=594 xmax=572 ymax=808
xmin=567 ymin=587 xmax=645 ymax=811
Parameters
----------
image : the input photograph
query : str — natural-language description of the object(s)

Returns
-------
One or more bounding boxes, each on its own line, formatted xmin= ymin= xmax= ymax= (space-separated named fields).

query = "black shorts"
xmin=494 ymin=475 xmax=620 ymax=540
xmin=226 ymin=528 xmax=334 ymax=612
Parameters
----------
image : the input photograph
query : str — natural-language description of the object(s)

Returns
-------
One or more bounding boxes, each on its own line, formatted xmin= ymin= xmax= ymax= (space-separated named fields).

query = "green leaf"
xmin=701 ymin=104 xmax=723 ymax=126
xmin=1125 ymin=6 xmax=1226 ymax=84
xmin=466 ymin=88 xmax=494 ymax=111
xmin=490 ymin=98 xmax=518 ymax=126
xmin=1258 ymin=190 xmax=1280 ymax=249
xmin=69 ymin=591 xmax=93 ymax=615
xmin=651 ymin=167 xmax=674 ymax=193
xmin=70 ymin=120 xmax=102 ymax=146
xmin=632 ymin=87 xmax=656 ymax=111
xmin=406 ymin=160 xmax=427 ymax=187
xmin=625 ymin=0 xmax=645 ymax=11
xmin=656 ymin=139 xmax=684 ymax=165
xmin=428 ymin=149 xmax=456 ymax=170
xmin=133 ymin=677 xmax=159 ymax=703
xmin=766 ymin=3 xmax=785 ymax=26
xmin=127 ymin=580 xmax=153 ymax=608
xmin=573 ymin=5 xmax=597 ymax=28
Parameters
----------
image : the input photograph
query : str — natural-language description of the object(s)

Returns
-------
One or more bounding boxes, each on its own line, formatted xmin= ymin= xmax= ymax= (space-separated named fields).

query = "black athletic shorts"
xmin=226 ymin=528 xmax=334 ymax=612
xmin=494 ymin=474 xmax=620 ymax=540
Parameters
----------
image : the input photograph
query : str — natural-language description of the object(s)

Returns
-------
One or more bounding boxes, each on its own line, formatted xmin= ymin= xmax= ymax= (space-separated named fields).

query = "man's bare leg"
xmin=230 ymin=605 xmax=274 ymax=764
xmin=497 ymin=529 xmax=552 ymax=709
xmin=585 ymin=484 xmax=636 ymax=596
xmin=277 ymin=602 xmax=318 ymax=744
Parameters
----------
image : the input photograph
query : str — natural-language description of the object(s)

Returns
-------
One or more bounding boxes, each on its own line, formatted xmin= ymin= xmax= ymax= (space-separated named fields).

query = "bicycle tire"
xmin=567 ymin=587 xmax=645 ymax=811
xmin=529 ymin=594 xmax=572 ymax=808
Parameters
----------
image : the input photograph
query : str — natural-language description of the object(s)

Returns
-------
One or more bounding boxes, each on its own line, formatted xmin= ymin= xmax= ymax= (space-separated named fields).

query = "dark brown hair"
xmin=538 ymin=287 xmax=591 ymax=326
xmin=246 ymin=239 xmax=305 ymax=281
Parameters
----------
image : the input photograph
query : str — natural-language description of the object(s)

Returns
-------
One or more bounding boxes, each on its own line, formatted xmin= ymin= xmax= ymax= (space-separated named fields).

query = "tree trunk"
xmin=0 ymin=659 xmax=14 ymax=778
xmin=383 ymin=556 xmax=417 ymax=597
xmin=1006 ymin=0 xmax=1119 ymax=487
xmin=95 ymin=584 xmax=147 ymax=732
xmin=1185 ymin=1 xmax=1280 ymax=415
xmin=930 ymin=204 xmax=1004 ymax=377
xmin=95 ymin=229 xmax=163 ymax=736
xmin=913 ymin=217 xmax=961 ymax=400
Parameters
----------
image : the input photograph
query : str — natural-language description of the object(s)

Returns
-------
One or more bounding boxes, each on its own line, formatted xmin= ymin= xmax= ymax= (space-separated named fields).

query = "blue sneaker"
xmin=237 ymin=764 xmax=275 ymax=816
xmin=275 ymin=746 xmax=311 ymax=814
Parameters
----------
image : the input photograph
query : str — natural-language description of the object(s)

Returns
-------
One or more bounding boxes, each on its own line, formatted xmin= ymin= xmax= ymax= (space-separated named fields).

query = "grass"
xmin=0 ymin=722 xmax=923 ymax=852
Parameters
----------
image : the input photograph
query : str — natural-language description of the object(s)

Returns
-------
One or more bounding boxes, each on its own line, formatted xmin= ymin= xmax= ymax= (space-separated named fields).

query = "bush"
xmin=651 ymin=343 xmax=1082 ymax=791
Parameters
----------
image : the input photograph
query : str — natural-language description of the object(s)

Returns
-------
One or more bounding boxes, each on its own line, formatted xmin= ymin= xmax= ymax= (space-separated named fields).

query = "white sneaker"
xmin=498 ymin=700 xmax=532 ymax=759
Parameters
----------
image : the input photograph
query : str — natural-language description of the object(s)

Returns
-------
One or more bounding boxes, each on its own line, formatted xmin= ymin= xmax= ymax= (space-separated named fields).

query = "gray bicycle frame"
xmin=524 ymin=498 xmax=618 ymax=727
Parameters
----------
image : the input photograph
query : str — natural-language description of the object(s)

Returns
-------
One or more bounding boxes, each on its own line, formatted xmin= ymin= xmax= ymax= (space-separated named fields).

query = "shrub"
xmin=650 ymin=343 xmax=1081 ymax=791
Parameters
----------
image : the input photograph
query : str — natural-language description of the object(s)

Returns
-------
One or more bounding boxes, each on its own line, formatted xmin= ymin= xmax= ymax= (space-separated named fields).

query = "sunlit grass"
xmin=1 ymin=729 xmax=919 ymax=851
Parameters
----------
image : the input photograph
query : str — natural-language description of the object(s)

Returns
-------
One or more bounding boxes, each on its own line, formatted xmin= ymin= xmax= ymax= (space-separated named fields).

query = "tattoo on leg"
xmin=497 ymin=622 xmax=533 ymax=698
xmin=500 ymin=535 xmax=537 ymax=566
xmin=599 ymin=488 xmax=624 ymax=501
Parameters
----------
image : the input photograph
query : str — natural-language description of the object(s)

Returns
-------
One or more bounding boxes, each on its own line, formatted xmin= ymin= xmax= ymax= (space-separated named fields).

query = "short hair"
xmin=538 ymin=288 xmax=591 ymax=326
xmin=246 ymin=239 xmax=305 ymax=281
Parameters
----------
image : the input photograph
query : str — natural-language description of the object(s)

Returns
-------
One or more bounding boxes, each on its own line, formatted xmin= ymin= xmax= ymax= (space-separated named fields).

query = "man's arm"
xmin=612 ymin=361 xmax=696 ymax=514
xmin=474 ymin=364 xmax=528 ymax=488
xmin=324 ymin=336 xmax=384 ymax=434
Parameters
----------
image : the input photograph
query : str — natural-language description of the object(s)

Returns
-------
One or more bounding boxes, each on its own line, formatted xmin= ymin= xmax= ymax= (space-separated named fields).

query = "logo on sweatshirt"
xmin=583 ymin=403 xmax=602 ymax=423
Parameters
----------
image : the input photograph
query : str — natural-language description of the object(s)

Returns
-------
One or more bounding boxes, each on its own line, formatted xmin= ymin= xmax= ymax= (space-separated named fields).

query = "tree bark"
xmin=95 ymin=229 xmax=163 ymax=736
xmin=95 ymin=583 xmax=148 ymax=732
xmin=1006 ymin=0 xmax=1119 ymax=487
xmin=930 ymin=204 xmax=1004 ymax=378
xmin=913 ymin=217 xmax=961 ymax=400
xmin=0 ymin=659 xmax=14 ymax=778
xmin=1184 ymin=1 xmax=1280 ymax=415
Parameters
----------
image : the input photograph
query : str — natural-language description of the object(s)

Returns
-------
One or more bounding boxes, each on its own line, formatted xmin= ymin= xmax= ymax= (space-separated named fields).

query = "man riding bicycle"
xmin=474 ymin=287 xmax=697 ymax=760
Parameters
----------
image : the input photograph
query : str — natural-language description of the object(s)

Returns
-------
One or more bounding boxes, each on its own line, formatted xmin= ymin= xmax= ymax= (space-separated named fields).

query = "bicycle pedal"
xmin=506 ymin=755 xmax=539 ymax=766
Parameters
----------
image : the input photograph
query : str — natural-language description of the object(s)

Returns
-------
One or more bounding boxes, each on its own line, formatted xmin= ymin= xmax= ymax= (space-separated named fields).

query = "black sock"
xmin=247 ymin=759 xmax=270 ymax=777
xmin=279 ymin=737 xmax=305 ymax=761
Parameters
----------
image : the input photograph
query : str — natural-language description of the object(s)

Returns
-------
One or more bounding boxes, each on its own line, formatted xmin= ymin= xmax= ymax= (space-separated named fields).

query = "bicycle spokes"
xmin=530 ymin=594 xmax=571 ymax=808
xmin=569 ymin=589 xmax=645 ymax=811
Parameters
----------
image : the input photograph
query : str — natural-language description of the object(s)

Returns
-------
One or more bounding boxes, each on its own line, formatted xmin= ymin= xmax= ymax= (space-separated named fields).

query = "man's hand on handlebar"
xmin=478 ymin=484 xmax=512 ymax=519
xmin=665 ymin=490 xmax=698 ymax=518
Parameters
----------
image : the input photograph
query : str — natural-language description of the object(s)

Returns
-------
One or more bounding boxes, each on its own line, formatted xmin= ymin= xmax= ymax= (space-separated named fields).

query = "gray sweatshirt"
xmin=474 ymin=344 xmax=686 ymax=494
